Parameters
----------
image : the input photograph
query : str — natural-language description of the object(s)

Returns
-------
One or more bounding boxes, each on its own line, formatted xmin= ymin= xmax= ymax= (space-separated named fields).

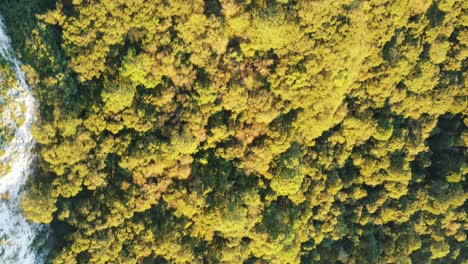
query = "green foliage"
xmin=101 ymin=78 xmax=136 ymax=114
xmin=120 ymin=49 xmax=162 ymax=89
xmin=270 ymin=143 xmax=306 ymax=196
xmin=1 ymin=0 xmax=466 ymax=263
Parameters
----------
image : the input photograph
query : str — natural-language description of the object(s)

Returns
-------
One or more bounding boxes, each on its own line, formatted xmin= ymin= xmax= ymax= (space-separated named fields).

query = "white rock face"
xmin=0 ymin=16 xmax=48 ymax=264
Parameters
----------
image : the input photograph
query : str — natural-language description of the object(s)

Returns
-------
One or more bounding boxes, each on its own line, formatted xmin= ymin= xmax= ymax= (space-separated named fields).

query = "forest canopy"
xmin=0 ymin=0 xmax=467 ymax=263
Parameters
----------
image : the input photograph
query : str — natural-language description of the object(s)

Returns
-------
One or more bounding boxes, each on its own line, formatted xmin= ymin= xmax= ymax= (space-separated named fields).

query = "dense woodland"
xmin=0 ymin=0 xmax=467 ymax=263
